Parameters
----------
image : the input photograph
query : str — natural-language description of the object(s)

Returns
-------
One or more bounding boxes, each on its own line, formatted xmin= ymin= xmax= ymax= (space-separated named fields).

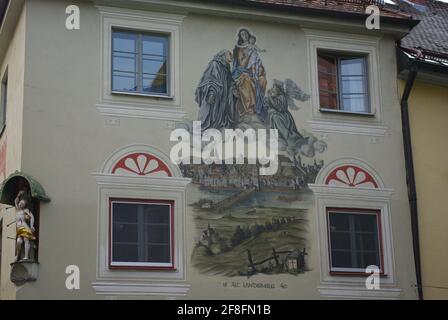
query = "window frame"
xmin=108 ymin=197 xmax=175 ymax=271
xmin=317 ymin=50 xmax=371 ymax=115
xmin=111 ymin=29 xmax=171 ymax=98
xmin=326 ymin=207 xmax=384 ymax=276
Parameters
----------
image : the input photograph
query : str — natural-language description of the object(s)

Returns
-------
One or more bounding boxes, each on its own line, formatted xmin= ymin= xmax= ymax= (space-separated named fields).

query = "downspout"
xmin=400 ymin=61 xmax=423 ymax=300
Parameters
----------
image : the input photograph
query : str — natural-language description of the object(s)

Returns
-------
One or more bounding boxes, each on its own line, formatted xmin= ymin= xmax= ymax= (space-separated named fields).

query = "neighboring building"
xmin=0 ymin=0 xmax=420 ymax=299
xmin=396 ymin=0 xmax=448 ymax=300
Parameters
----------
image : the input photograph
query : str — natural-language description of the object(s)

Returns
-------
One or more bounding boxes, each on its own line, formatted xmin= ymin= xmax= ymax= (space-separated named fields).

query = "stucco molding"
xmin=317 ymin=285 xmax=402 ymax=300
xmin=310 ymin=158 xmax=398 ymax=297
xmin=305 ymin=30 xmax=387 ymax=137
xmin=99 ymin=143 xmax=183 ymax=178
xmin=314 ymin=158 xmax=387 ymax=189
xmin=307 ymin=120 xmax=388 ymax=137
xmin=91 ymin=144 xmax=191 ymax=296
xmin=92 ymin=281 xmax=191 ymax=296
xmin=96 ymin=5 xmax=185 ymax=121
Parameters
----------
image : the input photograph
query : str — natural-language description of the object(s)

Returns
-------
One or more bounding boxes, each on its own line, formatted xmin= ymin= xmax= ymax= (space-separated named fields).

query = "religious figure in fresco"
xmin=232 ymin=28 xmax=267 ymax=121
xmin=196 ymin=50 xmax=237 ymax=131
xmin=14 ymin=190 xmax=36 ymax=261
xmin=184 ymin=28 xmax=330 ymax=277
xmin=265 ymin=79 xmax=326 ymax=158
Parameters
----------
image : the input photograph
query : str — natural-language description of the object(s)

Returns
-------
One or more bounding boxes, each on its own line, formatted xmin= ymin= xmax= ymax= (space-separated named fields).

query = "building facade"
xmin=397 ymin=0 xmax=448 ymax=300
xmin=0 ymin=0 xmax=419 ymax=299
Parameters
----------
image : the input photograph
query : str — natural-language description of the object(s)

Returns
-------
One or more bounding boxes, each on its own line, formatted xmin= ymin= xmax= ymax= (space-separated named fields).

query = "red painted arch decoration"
xmin=324 ymin=165 xmax=378 ymax=189
xmin=111 ymin=152 xmax=172 ymax=177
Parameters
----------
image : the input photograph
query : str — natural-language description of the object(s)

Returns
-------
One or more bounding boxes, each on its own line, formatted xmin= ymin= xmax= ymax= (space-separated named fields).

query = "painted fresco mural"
xmin=181 ymin=28 xmax=327 ymax=277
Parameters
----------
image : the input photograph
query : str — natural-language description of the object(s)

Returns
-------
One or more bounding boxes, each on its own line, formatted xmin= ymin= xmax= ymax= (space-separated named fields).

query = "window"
xmin=109 ymin=198 xmax=174 ymax=269
xmin=327 ymin=208 xmax=383 ymax=274
xmin=318 ymin=51 xmax=370 ymax=113
xmin=112 ymin=30 xmax=169 ymax=96
xmin=0 ymin=70 xmax=7 ymax=134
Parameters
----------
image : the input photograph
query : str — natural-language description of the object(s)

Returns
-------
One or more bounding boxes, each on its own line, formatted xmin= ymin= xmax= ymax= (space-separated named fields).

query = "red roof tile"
xmin=227 ymin=0 xmax=414 ymax=20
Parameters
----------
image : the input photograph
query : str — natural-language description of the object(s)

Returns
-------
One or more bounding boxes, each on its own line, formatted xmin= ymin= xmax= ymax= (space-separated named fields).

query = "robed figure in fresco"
xmin=196 ymin=50 xmax=236 ymax=131
xmin=265 ymin=80 xmax=326 ymax=157
xmin=232 ymin=28 xmax=267 ymax=121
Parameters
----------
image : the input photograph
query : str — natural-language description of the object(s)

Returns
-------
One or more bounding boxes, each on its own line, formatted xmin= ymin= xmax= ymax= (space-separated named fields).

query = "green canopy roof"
xmin=0 ymin=171 xmax=50 ymax=206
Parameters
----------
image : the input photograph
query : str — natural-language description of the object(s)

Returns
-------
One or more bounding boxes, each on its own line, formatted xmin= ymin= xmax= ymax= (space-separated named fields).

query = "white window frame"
xmin=309 ymin=158 xmax=400 ymax=299
xmin=91 ymin=144 xmax=191 ymax=296
xmin=97 ymin=6 xmax=186 ymax=121
xmin=305 ymin=29 xmax=387 ymax=137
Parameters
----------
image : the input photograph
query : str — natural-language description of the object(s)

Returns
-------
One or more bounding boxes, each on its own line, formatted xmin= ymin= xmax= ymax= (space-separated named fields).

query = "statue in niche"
xmin=14 ymin=190 xmax=36 ymax=261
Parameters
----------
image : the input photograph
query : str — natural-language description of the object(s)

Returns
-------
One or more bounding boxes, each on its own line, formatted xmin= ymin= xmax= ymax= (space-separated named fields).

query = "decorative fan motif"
xmin=112 ymin=153 xmax=172 ymax=177
xmin=325 ymin=165 xmax=378 ymax=189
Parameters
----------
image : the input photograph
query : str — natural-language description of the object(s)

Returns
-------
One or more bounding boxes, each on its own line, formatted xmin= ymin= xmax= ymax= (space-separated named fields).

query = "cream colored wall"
xmin=0 ymin=5 xmax=27 ymax=300
xmin=13 ymin=0 xmax=417 ymax=299
xmin=400 ymin=79 xmax=448 ymax=299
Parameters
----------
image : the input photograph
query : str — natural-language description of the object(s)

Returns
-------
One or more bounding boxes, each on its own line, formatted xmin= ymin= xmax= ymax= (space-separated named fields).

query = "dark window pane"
xmin=357 ymin=251 xmax=380 ymax=268
xmin=147 ymin=244 xmax=170 ymax=263
xmin=113 ymin=243 xmax=138 ymax=262
xmin=113 ymin=203 xmax=138 ymax=223
xmin=332 ymin=251 xmax=353 ymax=268
xmin=146 ymin=225 xmax=170 ymax=243
xmin=355 ymin=214 xmax=377 ymax=233
xmin=113 ymin=223 xmax=138 ymax=243
xmin=356 ymin=233 xmax=378 ymax=251
xmin=329 ymin=213 xmax=350 ymax=232
xmin=144 ymin=205 xmax=170 ymax=224
xmin=330 ymin=232 xmax=351 ymax=251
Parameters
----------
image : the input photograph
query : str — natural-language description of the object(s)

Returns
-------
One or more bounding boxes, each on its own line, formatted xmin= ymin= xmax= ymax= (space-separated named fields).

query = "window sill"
xmin=92 ymin=281 xmax=191 ymax=296
xmin=111 ymin=90 xmax=173 ymax=100
xmin=109 ymin=265 xmax=176 ymax=271
xmin=319 ymin=108 xmax=375 ymax=117
xmin=96 ymin=102 xmax=187 ymax=121
xmin=330 ymin=271 xmax=386 ymax=277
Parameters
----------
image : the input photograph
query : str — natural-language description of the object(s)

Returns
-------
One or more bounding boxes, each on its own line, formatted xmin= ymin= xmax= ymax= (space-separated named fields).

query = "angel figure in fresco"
xmin=232 ymin=28 xmax=267 ymax=121
xmin=265 ymin=79 xmax=326 ymax=158
xmin=14 ymin=190 xmax=36 ymax=261
xmin=195 ymin=50 xmax=237 ymax=131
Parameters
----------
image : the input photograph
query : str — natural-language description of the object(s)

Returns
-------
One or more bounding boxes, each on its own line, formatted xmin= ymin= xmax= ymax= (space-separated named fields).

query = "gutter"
xmin=398 ymin=47 xmax=423 ymax=300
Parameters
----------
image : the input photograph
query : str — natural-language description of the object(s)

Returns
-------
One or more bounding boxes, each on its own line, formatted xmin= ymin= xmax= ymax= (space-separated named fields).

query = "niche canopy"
xmin=0 ymin=171 xmax=51 ymax=206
